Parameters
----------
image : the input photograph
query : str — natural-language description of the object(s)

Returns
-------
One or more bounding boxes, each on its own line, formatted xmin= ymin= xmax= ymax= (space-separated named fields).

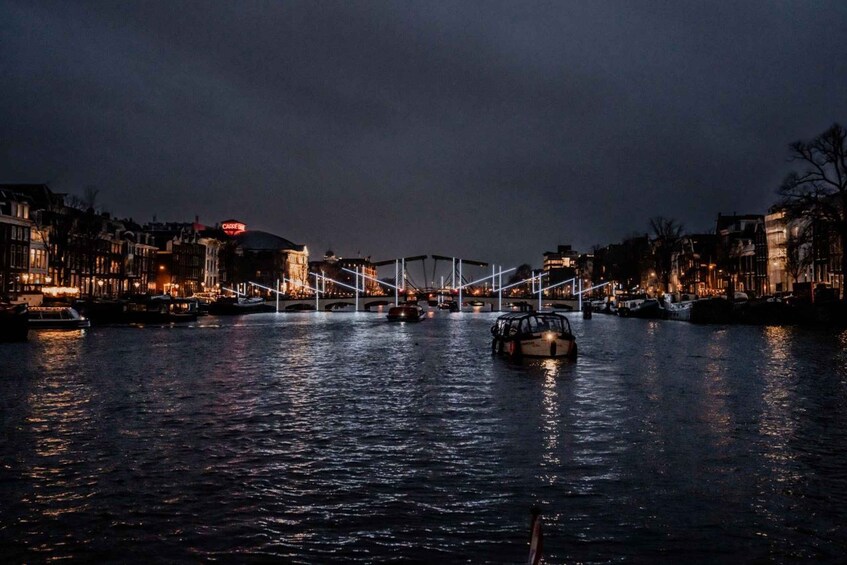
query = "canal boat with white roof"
xmin=490 ymin=311 xmax=577 ymax=359
xmin=27 ymin=306 xmax=91 ymax=329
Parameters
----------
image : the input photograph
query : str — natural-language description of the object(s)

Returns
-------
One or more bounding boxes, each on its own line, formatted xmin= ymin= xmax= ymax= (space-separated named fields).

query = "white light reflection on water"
xmin=540 ymin=359 xmax=561 ymax=472
xmin=759 ymin=326 xmax=799 ymax=465
xmin=755 ymin=326 xmax=804 ymax=544
xmin=4 ymin=314 xmax=847 ymax=563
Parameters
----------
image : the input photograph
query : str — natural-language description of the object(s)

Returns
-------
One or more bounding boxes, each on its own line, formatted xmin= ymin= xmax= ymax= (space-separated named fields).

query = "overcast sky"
xmin=2 ymin=1 xmax=846 ymax=270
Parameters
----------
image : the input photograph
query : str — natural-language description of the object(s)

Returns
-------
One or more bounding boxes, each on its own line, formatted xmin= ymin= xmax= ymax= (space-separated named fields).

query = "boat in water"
xmin=208 ymin=295 xmax=272 ymax=315
xmin=0 ymin=303 xmax=29 ymax=341
xmin=191 ymin=291 xmax=219 ymax=314
xmin=661 ymin=298 xmax=696 ymax=321
xmin=617 ymin=297 xmax=663 ymax=319
xmin=27 ymin=306 xmax=91 ymax=329
xmin=387 ymin=303 xmax=426 ymax=322
xmin=490 ymin=312 xmax=577 ymax=359
xmin=125 ymin=295 xmax=199 ymax=324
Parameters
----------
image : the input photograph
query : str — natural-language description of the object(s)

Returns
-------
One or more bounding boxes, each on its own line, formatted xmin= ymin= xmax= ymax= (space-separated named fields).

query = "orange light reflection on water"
xmin=25 ymin=329 xmax=95 ymax=521
xmin=700 ymin=329 xmax=733 ymax=446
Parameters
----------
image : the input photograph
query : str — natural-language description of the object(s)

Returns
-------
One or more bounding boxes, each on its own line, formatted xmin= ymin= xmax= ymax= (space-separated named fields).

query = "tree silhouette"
xmin=778 ymin=123 xmax=847 ymax=299
xmin=68 ymin=186 xmax=105 ymax=297
xmin=649 ymin=216 xmax=684 ymax=292
xmin=784 ymin=224 xmax=813 ymax=286
xmin=507 ymin=263 xmax=534 ymax=294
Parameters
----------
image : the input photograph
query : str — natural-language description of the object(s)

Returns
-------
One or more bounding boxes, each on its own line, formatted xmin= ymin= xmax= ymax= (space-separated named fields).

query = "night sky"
xmin=3 ymin=1 xmax=847 ymax=270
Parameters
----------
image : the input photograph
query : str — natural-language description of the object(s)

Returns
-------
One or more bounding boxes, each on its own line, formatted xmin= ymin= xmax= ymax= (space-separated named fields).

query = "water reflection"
xmin=540 ymin=359 xmax=561 ymax=472
xmin=700 ymin=328 xmax=732 ymax=445
xmin=24 ymin=341 xmax=95 ymax=523
xmin=3 ymin=315 xmax=847 ymax=562
xmin=758 ymin=326 xmax=802 ymax=516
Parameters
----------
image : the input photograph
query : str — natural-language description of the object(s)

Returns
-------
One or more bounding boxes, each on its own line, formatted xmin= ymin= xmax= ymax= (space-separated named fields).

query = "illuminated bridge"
xmin=226 ymin=255 xmax=609 ymax=312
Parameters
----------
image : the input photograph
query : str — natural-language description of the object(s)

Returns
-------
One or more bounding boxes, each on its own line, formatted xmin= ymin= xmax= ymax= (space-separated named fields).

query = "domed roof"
xmin=234 ymin=230 xmax=305 ymax=252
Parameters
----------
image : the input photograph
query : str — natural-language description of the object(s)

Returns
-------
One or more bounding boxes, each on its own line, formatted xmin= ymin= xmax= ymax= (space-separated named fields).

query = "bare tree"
xmin=778 ymin=123 xmax=847 ymax=298
xmin=507 ymin=263 xmax=534 ymax=294
xmin=649 ymin=216 xmax=684 ymax=292
xmin=67 ymin=186 xmax=105 ymax=297
xmin=784 ymin=224 xmax=813 ymax=287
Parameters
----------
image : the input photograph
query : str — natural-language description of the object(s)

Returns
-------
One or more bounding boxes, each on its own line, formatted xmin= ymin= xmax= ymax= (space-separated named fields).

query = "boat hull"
xmin=663 ymin=302 xmax=693 ymax=321
xmin=493 ymin=335 xmax=577 ymax=359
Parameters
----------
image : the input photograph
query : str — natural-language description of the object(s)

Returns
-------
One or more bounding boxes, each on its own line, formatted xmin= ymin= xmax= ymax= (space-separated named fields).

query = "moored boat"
xmin=208 ymin=295 xmax=272 ymax=315
xmin=491 ymin=312 xmax=577 ymax=359
xmin=125 ymin=295 xmax=199 ymax=323
xmin=623 ymin=298 xmax=663 ymax=319
xmin=28 ymin=306 xmax=91 ymax=329
xmin=387 ymin=303 xmax=426 ymax=322
xmin=662 ymin=299 xmax=694 ymax=321
xmin=192 ymin=291 xmax=219 ymax=314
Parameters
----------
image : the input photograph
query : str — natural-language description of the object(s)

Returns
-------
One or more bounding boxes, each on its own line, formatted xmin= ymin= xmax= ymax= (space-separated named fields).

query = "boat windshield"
xmin=527 ymin=314 xmax=567 ymax=334
xmin=494 ymin=313 xmax=570 ymax=336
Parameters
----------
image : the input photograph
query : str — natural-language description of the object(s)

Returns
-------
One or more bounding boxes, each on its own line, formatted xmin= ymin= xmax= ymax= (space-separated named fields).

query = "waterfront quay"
xmin=2 ymin=312 xmax=846 ymax=562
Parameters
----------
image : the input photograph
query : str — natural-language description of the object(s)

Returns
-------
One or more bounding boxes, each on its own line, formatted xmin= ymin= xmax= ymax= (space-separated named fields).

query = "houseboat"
xmin=27 ymin=306 xmax=91 ymax=329
xmin=125 ymin=295 xmax=199 ymax=323
xmin=490 ymin=312 xmax=577 ymax=359
xmin=208 ymin=295 xmax=272 ymax=315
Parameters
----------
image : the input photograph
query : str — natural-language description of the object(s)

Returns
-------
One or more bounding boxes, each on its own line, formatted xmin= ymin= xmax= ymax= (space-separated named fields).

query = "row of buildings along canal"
xmin=1 ymin=184 xmax=842 ymax=306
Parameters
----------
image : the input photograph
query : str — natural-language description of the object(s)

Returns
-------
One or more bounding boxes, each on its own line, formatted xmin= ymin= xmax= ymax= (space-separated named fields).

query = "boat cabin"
xmin=28 ymin=306 xmax=91 ymax=329
xmin=491 ymin=312 xmax=577 ymax=359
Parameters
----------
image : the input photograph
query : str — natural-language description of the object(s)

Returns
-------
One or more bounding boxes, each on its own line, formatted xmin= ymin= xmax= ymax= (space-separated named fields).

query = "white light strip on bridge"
xmin=250 ymin=278 xmax=320 ymax=295
xmin=340 ymin=267 xmax=400 ymax=291
xmin=457 ymin=267 xmax=516 ymax=290
xmin=578 ymin=281 xmax=612 ymax=295
xmin=248 ymin=281 xmax=286 ymax=295
xmin=498 ymin=272 xmax=548 ymax=292
xmin=220 ymin=286 xmax=245 ymax=297
xmin=283 ymin=277 xmax=320 ymax=294
xmin=539 ymin=277 xmax=576 ymax=293
xmin=315 ymin=272 xmax=359 ymax=293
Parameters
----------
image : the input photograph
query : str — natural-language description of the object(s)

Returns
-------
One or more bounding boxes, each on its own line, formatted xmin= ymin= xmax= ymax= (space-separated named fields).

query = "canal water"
xmin=1 ymin=312 xmax=847 ymax=563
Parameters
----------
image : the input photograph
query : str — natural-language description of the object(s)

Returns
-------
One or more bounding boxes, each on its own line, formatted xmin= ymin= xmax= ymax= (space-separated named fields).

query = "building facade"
xmin=309 ymin=251 xmax=382 ymax=295
xmin=542 ymin=245 xmax=579 ymax=297
xmin=229 ymin=230 xmax=309 ymax=296
xmin=716 ymin=214 xmax=769 ymax=297
xmin=0 ymin=190 xmax=32 ymax=299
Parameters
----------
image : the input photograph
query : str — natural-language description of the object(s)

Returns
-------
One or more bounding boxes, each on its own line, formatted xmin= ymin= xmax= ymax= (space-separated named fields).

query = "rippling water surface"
xmin=2 ymin=312 xmax=847 ymax=562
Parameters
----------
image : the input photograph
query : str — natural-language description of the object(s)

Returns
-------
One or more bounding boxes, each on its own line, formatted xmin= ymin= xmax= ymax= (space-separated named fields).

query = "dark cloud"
xmin=2 ymin=0 xmax=846 ymax=268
